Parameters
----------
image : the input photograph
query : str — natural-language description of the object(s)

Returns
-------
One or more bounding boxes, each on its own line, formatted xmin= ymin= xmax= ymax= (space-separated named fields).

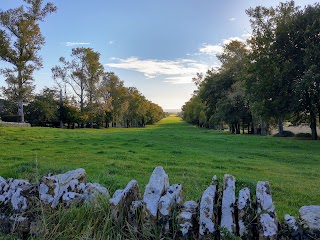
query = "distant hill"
xmin=164 ymin=109 xmax=181 ymax=114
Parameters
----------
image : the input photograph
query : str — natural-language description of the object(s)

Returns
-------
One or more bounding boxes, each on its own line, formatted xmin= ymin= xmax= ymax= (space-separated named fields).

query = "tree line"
xmin=0 ymin=0 xmax=164 ymax=128
xmin=182 ymin=1 xmax=320 ymax=140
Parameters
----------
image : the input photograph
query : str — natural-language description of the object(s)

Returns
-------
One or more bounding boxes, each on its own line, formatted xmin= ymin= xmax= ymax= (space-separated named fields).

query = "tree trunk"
xmin=261 ymin=120 xmax=267 ymax=135
xmin=278 ymin=118 xmax=284 ymax=137
xmin=252 ymin=117 xmax=257 ymax=135
xmin=17 ymin=98 xmax=24 ymax=123
xmin=59 ymin=89 xmax=64 ymax=128
xmin=236 ymin=123 xmax=240 ymax=134
xmin=310 ymin=110 xmax=318 ymax=140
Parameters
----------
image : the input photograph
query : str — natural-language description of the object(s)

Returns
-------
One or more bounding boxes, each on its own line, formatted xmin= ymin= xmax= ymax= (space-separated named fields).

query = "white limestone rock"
xmin=284 ymin=214 xmax=298 ymax=231
xmin=83 ymin=182 xmax=109 ymax=204
xmin=143 ymin=166 xmax=169 ymax=218
xmin=238 ymin=187 xmax=252 ymax=237
xmin=0 ymin=178 xmax=30 ymax=211
xmin=39 ymin=168 xmax=86 ymax=208
xmin=256 ymin=181 xmax=275 ymax=213
xmin=110 ymin=180 xmax=140 ymax=222
xmin=158 ymin=184 xmax=182 ymax=216
xmin=158 ymin=184 xmax=182 ymax=232
xmin=221 ymin=174 xmax=236 ymax=234
xmin=177 ymin=200 xmax=198 ymax=238
xmin=299 ymin=205 xmax=320 ymax=236
xmin=256 ymin=181 xmax=278 ymax=239
xmin=199 ymin=175 xmax=217 ymax=238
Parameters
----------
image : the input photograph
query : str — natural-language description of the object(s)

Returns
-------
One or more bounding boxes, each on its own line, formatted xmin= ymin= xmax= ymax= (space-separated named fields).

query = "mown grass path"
xmin=0 ymin=116 xmax=319 ymax=218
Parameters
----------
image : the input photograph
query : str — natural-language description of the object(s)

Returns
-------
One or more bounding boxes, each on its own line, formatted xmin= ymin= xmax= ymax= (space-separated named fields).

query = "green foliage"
xmin=184 ymin=1 xmax=320 ymax=139
xmin=0 ymin=0 xmax=57 ymax=122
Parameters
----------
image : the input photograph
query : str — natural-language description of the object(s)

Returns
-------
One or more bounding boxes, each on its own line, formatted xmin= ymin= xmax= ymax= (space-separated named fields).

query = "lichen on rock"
xmin=199 ymin=175 xmax=218 ymax=238
xmin=143 ymin=166 xmax=169 ymax=219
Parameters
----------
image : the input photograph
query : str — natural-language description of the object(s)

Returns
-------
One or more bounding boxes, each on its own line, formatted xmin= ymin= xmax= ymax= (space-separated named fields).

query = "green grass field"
xmin=0 ymin=115 xmax=319 ymax=219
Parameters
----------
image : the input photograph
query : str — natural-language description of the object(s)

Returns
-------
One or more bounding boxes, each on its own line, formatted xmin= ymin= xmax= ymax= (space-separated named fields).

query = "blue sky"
xmin=0 ymin=0 xmax=318 ymax=110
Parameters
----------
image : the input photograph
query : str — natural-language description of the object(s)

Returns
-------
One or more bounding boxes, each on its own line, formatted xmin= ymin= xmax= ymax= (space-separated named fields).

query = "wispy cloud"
xmin=199 ymin=44 xmax=224 ymax=55
xmin=199 ymin=36 xmax=247 ymax=56
xmin=105 ymin=57 xmax=213 ymax=84
xmin=64 ymin=42 xmax=90 ymax=47
xmin=229 ymin=17 xmax=236 ymax=21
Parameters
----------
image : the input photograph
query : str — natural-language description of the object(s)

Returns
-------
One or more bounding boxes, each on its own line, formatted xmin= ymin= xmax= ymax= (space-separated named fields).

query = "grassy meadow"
xmin=0 ymin=115 xmax=319 ymax=220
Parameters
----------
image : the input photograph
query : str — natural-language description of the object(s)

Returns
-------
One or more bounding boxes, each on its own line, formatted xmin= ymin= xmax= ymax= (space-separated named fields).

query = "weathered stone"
xmin=199 ymin=175 xmax=218 ymax=238
xmin=110 ymin=180 xmax=141 ymax=222
xmin=283 ymin=214 xmax=304 ymax=240
xmin=0 ymin=214 xmax=29 ymax=237
xmin=143 ymin=166 xmax=169 ymax=219
xmin=158 ymin=184 xmax=182 ymax=233
xmin=0 ymin=177 xmax=31 ymax=211
xmin=177 ymin=200 xmax=198 ymax=239
xmin=221 ymin=174 xmax=236 ymax=235
xmin=284 ymin=214 xmax=298 ymax=231
xmin=39 ymin=168 xmax=86 ymax=208
xmin=238 ymin=187 xmax=252 ymax=238
xmin=299 ymin=205 xmax=320 ymax=237
xmin=256 ymin=181 xmax=278 ymax=240
xmin=128 ymin=200 xmax=145 ymax=233
xmin=83 ymin=182 xmax=109 ymax=205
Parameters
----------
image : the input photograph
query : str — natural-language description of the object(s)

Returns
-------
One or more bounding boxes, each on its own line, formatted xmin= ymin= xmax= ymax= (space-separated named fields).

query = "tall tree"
xmin=52 ymin=47 xmax=104 ymax=127
xmin=101 ymin=72 xmax=129 ymax=127
xmin=0 ymin=0 xmax=56 ymax=122
xmin=278 ymin=3 xmax=320 ymax=139
xmin=246 ymin=1 xmax=298 ymax=136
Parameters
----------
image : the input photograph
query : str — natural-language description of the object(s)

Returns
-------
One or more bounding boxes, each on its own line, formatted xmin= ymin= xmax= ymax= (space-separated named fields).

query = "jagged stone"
xmin=283 ymin=214 xmax=304 ymax=240
xmin=256 ymin=181 xmax=278 ymax=240
xmin=0 ymin=177 xmax=31 ymax=211
xmin=109 ymin=180 xmax=141 ymax=222
xmin=299 ymin=205 xmax=320 ymax=237
xmin=177 ymin=200 xmax=198 ymax=239
xmin=83 ymin=182 xmax=109 ymax=205
xmin=143 ymin=166 xmax=169 ymax=220
xmin=238 ymin=187 xmax=252 ymax=238
xmin=199 ymin=175 xmax=218 ymax=238
xmin=39 ymin=168 xmax=86 ymax=208
xmin=284 ymin=214 xmax=298 ymax=231
xmin=221 ymin=174 xmax=236 ymax=235
xmin=158 ymin=184 xmax=182 ymax=233
xmin=128 ymin=200 xmax=145 ymax=233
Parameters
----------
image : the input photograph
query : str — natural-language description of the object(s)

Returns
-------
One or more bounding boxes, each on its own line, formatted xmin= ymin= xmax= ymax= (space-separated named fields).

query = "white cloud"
xmin=105 ymin=57 xmax=211 ymax=84
xmin=241 ymin=33 xmax=252 ymax=39
xmin=199 ymin=36 xmax=247 ymax=56
xmin=229 ymin=17 xmax=236 ymax=21
xmin=64 ymin=42 xmax=90 ymax=47
xmin=199 ymin=44 xmax=224 ymax=55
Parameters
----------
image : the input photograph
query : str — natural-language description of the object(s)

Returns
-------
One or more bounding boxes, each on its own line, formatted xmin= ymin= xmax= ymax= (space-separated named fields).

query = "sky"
xmin=0 ymin=0 xmax=318 ymax=110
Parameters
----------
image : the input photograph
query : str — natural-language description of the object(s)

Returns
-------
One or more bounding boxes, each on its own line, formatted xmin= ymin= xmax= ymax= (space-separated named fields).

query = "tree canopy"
xmin=0 ymin=0 xmax=56 ymax=122
xmin=182 ymin=1 xmax=320 ymax=139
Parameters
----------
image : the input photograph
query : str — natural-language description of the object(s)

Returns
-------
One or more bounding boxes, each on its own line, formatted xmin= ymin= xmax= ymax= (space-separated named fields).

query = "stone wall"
xmin=0 ymin=121 xmax=31 ymax=127
xmin=0 ymin=167 xmax=319 ymax=239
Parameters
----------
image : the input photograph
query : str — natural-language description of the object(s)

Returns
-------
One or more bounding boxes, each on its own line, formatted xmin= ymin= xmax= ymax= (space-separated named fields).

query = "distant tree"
xmin=0 ymin=0 xmax=56 ymax=122
xmin=101 ymin=72 xmax=129 ymax=127
xmin=25 ymin=87 xmax=59 ymax=126
xmin=52 ymin=48 xmax=104 ymax=127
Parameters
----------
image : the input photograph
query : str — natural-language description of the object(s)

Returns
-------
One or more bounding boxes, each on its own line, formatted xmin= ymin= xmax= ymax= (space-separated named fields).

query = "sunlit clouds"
xmin=105 ymin=57 xmax=213 ymax=84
